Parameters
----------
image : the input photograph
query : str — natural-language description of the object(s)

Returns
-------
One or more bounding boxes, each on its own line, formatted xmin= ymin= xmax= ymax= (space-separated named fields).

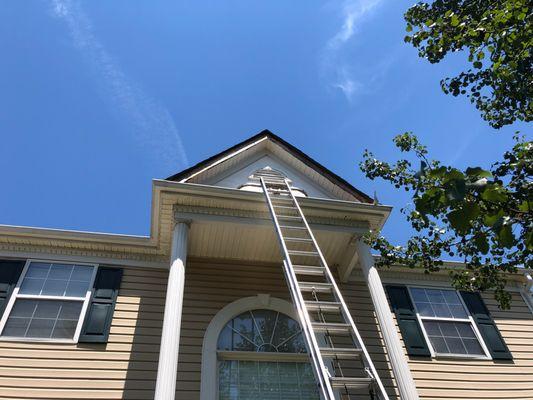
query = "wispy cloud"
xmin=322 ymin=0 xmax=385 ymax=102
xmin=51 ymin=0 xmax=188 ymax=170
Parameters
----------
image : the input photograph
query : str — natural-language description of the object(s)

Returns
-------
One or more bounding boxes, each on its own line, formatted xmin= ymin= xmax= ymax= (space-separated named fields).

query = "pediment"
xmin=166 ymin=130 xmax=372 ymax=202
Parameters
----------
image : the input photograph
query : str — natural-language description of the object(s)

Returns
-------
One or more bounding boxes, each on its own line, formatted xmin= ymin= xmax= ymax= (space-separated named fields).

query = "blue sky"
xmin=0 ymin=0 xmax=526 ymax=246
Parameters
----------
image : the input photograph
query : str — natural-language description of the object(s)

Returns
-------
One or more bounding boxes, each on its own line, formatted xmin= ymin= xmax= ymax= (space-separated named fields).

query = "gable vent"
xmin=238 ymin=167 xmax=307 ymax=197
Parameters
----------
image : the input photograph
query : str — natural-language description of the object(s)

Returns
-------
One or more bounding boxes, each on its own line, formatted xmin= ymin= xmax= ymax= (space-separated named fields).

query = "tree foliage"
xmin=404 ymin=0 xmax=532 ymax=128
xmin=359 ymin=0 xmax=533 ymax=308
xmin=361 ymin=133 xmax=532 ymax=308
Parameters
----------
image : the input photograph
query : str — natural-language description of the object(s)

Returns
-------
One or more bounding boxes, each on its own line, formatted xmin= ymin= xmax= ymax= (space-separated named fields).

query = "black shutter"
xmin=79 ymin=267 xmax=123 ymax=343
xmin=386 ymin=285 xmax=431 ymax=357
xmin=460 ymin=291 xmax=512 ymax=360
xmin=0 ymin=260 xmax=25 ymax=318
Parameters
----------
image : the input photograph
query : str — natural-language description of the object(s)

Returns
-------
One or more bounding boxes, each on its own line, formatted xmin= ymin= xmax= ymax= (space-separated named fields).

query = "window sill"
xmin=0 ymin=336 xmax=77 ymax=344
xmin=434 ymin=353 xmax=492 ymax=361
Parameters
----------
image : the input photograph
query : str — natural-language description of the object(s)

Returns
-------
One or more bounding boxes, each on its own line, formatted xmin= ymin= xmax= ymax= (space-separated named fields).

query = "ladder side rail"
xmin=285 ymin=181 xmax=390 ymax=400
xmin=259 ymin=178 xmax=336 ymax=400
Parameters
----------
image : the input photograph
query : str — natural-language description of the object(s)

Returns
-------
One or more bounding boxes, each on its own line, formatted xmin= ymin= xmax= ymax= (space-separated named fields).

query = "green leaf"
xmin=474 ymin=234 xmax=489 ymax=254
xmin=406 ymin=24 xmax=413 ymax=32
xmin=444 ymin=179 xmax=466 ymax=201
xmin=428 ymin=166 xmax=447 ymax=179
xmin=465 ymin=167 xmax=493 ymax=178
xmin=447 ymin=202 xmax=480 ymax=232
xmin=451 ymin=15 xmax=460 ymax=26
xmin=496 ymin=224 xmax=515 ymax=248
xmin=483 ymin=210 xmax=505 ymax=227
xmin=481 ymin=185 xmax=508 ymax=202
xmin=518 ymin=201 xmax=530 ymax=212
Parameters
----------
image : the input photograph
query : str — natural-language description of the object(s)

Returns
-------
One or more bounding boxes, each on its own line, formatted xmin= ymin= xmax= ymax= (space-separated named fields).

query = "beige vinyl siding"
xmin=176 ymin=259 xmax=399 ymax=400
xmin=0 ymin=266 xmax=167 ymax=400
xmin=393 ymin=287 xmax=533 ymax=400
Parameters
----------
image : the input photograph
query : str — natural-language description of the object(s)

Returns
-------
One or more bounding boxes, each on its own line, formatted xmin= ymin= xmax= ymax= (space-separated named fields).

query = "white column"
xmin=154 ymin=221 xmax=189 ymax=400
xmin=356 ymin=240 xmax=420 ymax=400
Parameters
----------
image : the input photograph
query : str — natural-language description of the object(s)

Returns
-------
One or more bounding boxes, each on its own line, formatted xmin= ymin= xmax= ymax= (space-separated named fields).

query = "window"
xmin=0 ymin=260 xmax=96 ymax=341
xmin=217 ymin=309 xmax=318 ymax=400
xmin=409 ymin=287 xmax=490 ymax=358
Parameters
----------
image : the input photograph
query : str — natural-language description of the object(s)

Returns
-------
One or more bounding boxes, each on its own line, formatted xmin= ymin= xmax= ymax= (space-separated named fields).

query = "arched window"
xmin=217 ymin=310 xmax=319 ymax=400
xmin=200 ymin=296 xmax=319 ymax=400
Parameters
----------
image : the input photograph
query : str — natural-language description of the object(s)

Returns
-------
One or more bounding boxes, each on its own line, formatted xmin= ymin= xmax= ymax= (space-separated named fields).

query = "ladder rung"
xmin=293 ymin=265 xmax=325 ymax=275
xmin=279 ymin=225 xmax=307 ymax=230
xmin=305 ymin=301 xmax=341 ymax=313
xmin=319 ymin=347 xmax=363 ymax=359
xmin=312 ymin=322 xmax=351 ymax=334
xmin=288 ymin=250 xmax=319 ymax=257
xmin=330 ymin=377 xmax=373 ymax=389
xmin=284 ymin=237 xmax=313 ymax=243
xmin=299 ymin=282 xmax=333 ymax=292
xmin=268 ymin=189 xmax=290 ymax=193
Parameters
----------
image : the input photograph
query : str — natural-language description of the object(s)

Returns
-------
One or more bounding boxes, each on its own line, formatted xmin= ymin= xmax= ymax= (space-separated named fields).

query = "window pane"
xmin=33 ymin=301 xmax=61 ymax=319
xmin=2 ymin=317 xmax=30 ymax=337
xmin=48 ymin=264 xmax=73 ymax=280
xmin=52 ymin=319 xmax=78 ymax=339
xmin=251 ymin=310 xmax=278 ymax=347
xmin=65 ymin=280 xmax=89 ymax=297
xmin=463 ymin=338 xmax=484 ymax=355
xmin=432 ymin=303 xmax=452 ymax=318
xmin=410 ymin=288 xmax=429 ymax=303
xmin=278 ymin=331 xmax=306 ymax=353
xmin=9 ymin=300 xmax=38 ymax=318
xmin=25 ymin=263 xmax=50 ymax=278
xmin=20 ymin=278 xmax=45 ymax=295
xmin=426 ymin=290 xmax=445 ymax=304
xmin=217 ymin=325 xmax=233 ymax=351
xmin=429 ymin=336 xmax=449 ymax=353
xmin=442 ymin=290 xmax=462 ymax=305
xmin=448 ymin=304 xmax=468 ymax=319
xmin=416 ymin=302 xmax=435 ymax=317
xmin=41 ymin=279 xmax=68 ymax=296
xmin=423 ymin=321 xmax=441 ymax=336
xmin=218 ymin=360 xmax=319 ymax=400
xmin=2 ymin=299 xmax=82 ymax=340
xmin=424 ymin=320 xmax=484 ymax=356
xmin=71 ymin=265 xmax=93 ymax=282
xmin=456 ymin=323 xmax=476 ymax=338
xmin=26 ymin=318 xmax=55 ymax=338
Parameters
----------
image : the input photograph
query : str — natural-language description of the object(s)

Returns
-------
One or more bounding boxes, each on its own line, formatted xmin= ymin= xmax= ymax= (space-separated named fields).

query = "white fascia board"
xmin=153 ymin=179 xmax=392 ymax=222
xmin=0 ymin=224 xmax=153 ymax=247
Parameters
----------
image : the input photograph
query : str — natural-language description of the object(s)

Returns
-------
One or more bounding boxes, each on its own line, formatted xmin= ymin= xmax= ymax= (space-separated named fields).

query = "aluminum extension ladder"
xmin=257 ymin=169 xmax=389 ymax=400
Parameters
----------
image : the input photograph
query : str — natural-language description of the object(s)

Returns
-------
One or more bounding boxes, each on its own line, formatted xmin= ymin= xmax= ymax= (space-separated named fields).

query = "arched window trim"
xmin=200 ymin=295 xmax=299 ymax=400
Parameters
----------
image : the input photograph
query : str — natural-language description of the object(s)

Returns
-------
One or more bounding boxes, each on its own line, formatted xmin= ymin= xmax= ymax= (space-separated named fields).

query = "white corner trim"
xmin=200 ymin=295 xmax=296 ymax=400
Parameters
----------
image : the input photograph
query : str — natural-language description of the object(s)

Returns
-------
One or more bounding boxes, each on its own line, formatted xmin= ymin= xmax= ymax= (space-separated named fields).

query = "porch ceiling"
xmin=186 ymin=217 xmax=355 ymax=265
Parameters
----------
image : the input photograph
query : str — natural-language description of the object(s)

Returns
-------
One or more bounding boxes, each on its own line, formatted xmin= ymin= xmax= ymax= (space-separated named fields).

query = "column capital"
xmin=172 ymin=217 xmax=192 ymax=229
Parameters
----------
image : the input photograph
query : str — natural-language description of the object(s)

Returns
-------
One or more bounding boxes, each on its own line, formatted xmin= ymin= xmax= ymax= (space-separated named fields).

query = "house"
xmin=0 ymin=130 xmax=531 ymax=400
